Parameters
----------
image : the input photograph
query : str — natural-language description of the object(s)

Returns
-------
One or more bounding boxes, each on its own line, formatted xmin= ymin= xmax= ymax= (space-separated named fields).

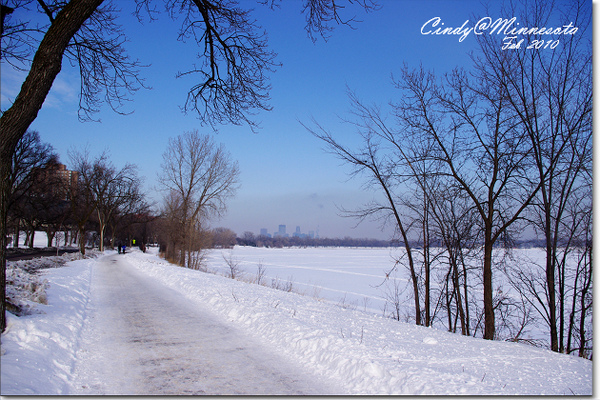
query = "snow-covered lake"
xmin=204 ymin=245 xmax=587 ymax=348
xmin=206 ymin=246 xmax=405 ymax=315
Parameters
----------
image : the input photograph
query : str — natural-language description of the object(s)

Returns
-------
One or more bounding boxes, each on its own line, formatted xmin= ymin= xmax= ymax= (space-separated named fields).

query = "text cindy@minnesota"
xmin=421 ymin=17 xmax=579 ymax=50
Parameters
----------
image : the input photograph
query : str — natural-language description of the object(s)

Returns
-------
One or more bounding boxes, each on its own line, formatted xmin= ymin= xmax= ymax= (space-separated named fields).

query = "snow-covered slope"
xmin=1 ymin=248 xmax=592 ymax=395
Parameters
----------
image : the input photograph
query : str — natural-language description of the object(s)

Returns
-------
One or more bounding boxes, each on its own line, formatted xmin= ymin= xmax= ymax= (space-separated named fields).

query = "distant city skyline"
xmin=258 ymin=224 xmax=318 ymax=239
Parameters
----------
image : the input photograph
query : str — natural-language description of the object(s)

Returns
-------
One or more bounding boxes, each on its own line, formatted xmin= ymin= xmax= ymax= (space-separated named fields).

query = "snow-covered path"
xmin=70 ymin=254 xmax=337 ymax=395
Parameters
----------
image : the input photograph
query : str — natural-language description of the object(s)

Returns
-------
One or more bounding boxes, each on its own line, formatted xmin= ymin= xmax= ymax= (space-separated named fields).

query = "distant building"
xmin=274 ymin=224 xmax=288 ymax=238
xmin=293 ymin=226 xmax=308 ymax=239
xmin=34 ymin=161 xmax=78 ymax=200
xmin=259 ymin=228 xmax=271 ymax=238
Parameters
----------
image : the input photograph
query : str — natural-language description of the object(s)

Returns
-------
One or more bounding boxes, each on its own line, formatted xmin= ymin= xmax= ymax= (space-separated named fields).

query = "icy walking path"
xmin=70 ymin=254 xmax=338 ymax=395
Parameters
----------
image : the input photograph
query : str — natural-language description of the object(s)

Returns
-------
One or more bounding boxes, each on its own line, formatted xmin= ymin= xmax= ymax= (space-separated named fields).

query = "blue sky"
xmin=1 ymin=0 xmax=588 ymax=239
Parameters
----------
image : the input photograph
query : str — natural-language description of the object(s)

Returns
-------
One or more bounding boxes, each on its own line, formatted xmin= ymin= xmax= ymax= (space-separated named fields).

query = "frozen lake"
xmin=204 ymin=245 xmax=567 ymax=345
xmin=205 ymin=246 xmax=412 ymax=316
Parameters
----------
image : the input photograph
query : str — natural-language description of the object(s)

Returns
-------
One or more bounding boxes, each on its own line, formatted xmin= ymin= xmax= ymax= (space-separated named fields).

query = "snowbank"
xmin=1 ymin=257 xmax=95 ymax=394
xmin=124 ymin=250 xmax=592 ymax=395
xmin=5 ymin=253 xmax=85 ymax=315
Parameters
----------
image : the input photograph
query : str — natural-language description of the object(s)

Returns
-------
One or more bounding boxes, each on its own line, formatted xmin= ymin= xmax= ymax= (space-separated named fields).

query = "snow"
xmin=8 ymin=231 xmax=60 ymax=248
xmin=69 ymin=252 xmax=336 ymax=395
xmin=1 ymin=245 xmax=593 ymax=395
xmin=205 ymin=246 xmax=399 ymax=315
xmin=1 ymin=257 xmax=93 ymax=394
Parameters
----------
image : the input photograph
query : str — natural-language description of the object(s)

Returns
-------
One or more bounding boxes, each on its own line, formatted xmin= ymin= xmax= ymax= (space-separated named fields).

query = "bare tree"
xmin=223 ymin=251 xmax=243 ymax=279
xmin=0 ymin=0 xmax=111 ymax=332
xmin=67 ymin=148 xmax=100 ymax=256
xmin=107 ymin=188 xmax=151 ymax=249
xmin=571 ymin=207 xmax=592 ymax=358
xmin=241 ymin=231 xmax=257 ymax=247
xmin=255 ymin=260 xmax=267 ymax=285
xmin=381 ymin=263 xmax=409 ymax=322
xmin=89 ymin=158 xmax=144 ymax=251
xmin=64 ymin=148 xmax=147 ymax=253
xmin=472 ymin=0 xmax=592 ymax=351
xmin=307 ymin=119 xmax=423 ymax=326
xmin=158 ymin=190 xmax=186 ymax=263
xmin=428 ymin=184 xmax=479 ymax=336
xmin=21 ymin=157 xmax=72 ymax=248
xmin=211 ymin=227 xmax=236 ymax=248
xmin=566 ymin=186 xmax=592 ymax=358
xmin=309 ymin=63 xmax=540 ymax=342
xmin=158 ymin=130 xmax=239 ymax=269
xmin=7 ymin=130 xmax=57 ymax=247
xmin=394 ymin=63 xmax=544 ymax=341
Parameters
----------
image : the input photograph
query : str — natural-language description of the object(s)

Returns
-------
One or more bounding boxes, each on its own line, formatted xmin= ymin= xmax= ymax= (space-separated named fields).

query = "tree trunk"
xmin=578 ymin=245 xmax=592 ymax=358
xmin=179 ymin=247 xmax=186 ymax=267
xmin=0 ymin=0 xmax=104 ymax=332
xmin=98 ymin=211 xmax=107 ymax=252
xmin=23 ymin=229 xmax=30 ymax=248
xmin=462 ymin=258 xmax=471 ymax=336
xmin=99 ymin=223 xmax=105 ymax=251
xmin=423 ymin=194 xmax=431 ymax=327
xmin=13 ymin=220 xmax=20 ymax=248
xmin=78 ymin=226 xmax=86 ymax=256
xmin=452 ymin=252 xmax=467 ymax=336
xmin=445 ymin=269 xmax=453 ymax=332
xmin=71 ymin=229 xmax=77 ymax=246
xmin=559 ymin=253 xmax=566 ymax=353
xmin=404 ymin=236 xmax=421 ymax=326
xmin=0 ymin=158 xmax=10 ymax=332
xmin=483 ymin=230 xmax=495 ymax=340
xmin=46 ymin=229 xmax=55 ymax=247
xmin=546 ymin=234 xmax=558 ymax=351
xmin=567 ymin=256 xmax=581 ymax=354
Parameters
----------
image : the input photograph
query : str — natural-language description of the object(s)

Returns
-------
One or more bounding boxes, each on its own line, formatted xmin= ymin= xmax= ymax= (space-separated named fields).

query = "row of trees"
xmin=236 ymin=231 xmax=392 ymax=248
xmin=309 ymin=0 xmax=591 ymax=357
xmin=156 ymin=226 xmax=393 ymax=254
xmin=7 ymin=130 xmax=59 ymax=248
xmin=6 ymin=131 xmax=151 ymax=255
xmin=68 ymin=149 xmax=150 ymax=254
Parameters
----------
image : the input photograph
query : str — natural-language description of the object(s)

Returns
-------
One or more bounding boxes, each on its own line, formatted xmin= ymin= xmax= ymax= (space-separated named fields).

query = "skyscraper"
xmin=293 ymin=226 xmax=302 ymax=238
